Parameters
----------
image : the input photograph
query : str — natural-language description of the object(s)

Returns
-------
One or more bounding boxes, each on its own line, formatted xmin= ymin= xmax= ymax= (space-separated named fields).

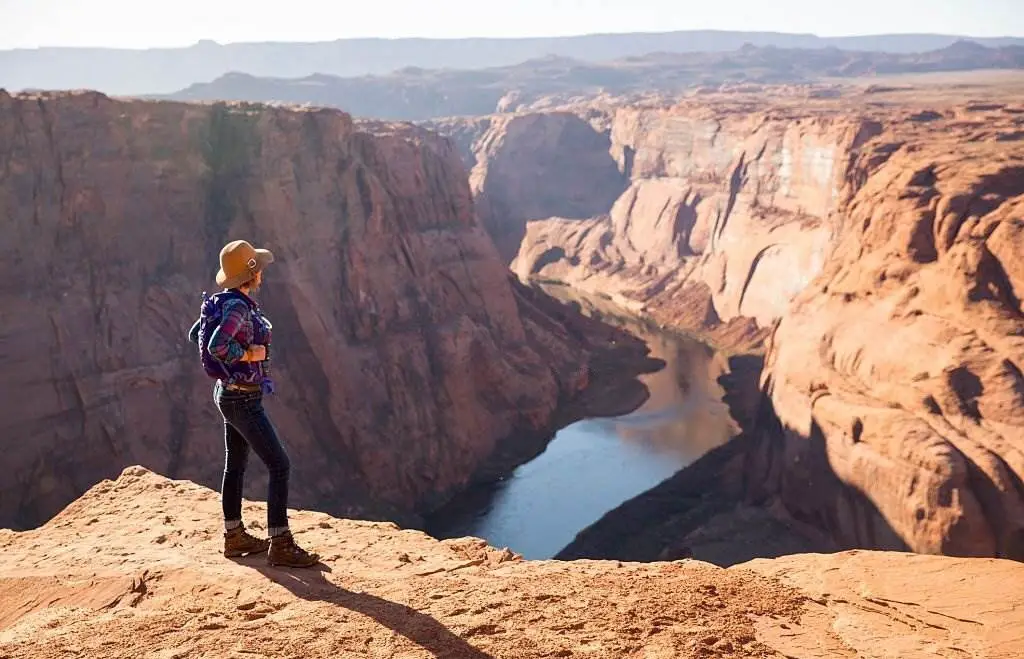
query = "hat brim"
xmin=216 ymin=248 xmax=275 ymax=289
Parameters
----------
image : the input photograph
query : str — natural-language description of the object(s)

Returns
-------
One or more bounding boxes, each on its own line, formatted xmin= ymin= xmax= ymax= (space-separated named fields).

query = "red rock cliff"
xmin=437 ymin=101 xmax=883 ymax=350
xmin=467 ymin=112 xmax=627 ymax=261
xmin=508 ymin=102 xmax=880 ymax=345
xmin=441 ymin=91 xmax=1024 ymax=559
xmin=0 ymin=91 xmax=592 ymax=530
xmin=762 ymin=105 xmax=1024 ymax=557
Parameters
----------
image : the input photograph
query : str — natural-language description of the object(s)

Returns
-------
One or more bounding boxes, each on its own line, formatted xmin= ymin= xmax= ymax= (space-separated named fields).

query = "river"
xmin=427 ymin=287 xmax=739 ymax=559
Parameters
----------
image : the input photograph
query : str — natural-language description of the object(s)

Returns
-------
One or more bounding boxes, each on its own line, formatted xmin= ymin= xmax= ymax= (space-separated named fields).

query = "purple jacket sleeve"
xmin=207 ymin=300 xmax=248 ymax=365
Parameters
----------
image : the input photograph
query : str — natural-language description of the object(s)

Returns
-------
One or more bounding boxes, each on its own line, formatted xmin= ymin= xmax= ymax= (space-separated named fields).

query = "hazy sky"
xmin=1 ymin=0 xmax=1020 ymax=49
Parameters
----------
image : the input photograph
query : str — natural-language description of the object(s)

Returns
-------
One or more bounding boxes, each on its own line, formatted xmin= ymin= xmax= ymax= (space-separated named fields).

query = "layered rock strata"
xmin=0 ymin=91 xmax=643 ymax=531
xmin=444 ymin=94 xmax=1024 ymax=559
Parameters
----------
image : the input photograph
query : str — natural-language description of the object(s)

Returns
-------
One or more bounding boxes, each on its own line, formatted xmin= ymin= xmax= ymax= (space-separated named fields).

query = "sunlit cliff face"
xmin=503 ymin=108 xmax=875 ymax=330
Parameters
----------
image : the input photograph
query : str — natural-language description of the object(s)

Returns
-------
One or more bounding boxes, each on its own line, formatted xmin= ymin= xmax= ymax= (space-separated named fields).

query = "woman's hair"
xmin=238 ymin=265 xmax=265 ymax=291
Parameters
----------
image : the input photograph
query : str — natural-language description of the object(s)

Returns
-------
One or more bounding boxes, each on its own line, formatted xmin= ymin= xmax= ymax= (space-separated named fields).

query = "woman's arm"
xmin=207 ymin=299 xmax=253 ymax=365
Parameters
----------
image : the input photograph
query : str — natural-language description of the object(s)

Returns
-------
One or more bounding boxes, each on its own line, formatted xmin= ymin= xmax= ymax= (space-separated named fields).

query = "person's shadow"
xmin=238 ymin=560 xmax=495 ymax=658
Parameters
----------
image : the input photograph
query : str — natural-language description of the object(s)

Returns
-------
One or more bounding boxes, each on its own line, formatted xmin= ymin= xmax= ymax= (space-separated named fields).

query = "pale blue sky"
xmin=1 ymin=0 xmax=1019 ymax=49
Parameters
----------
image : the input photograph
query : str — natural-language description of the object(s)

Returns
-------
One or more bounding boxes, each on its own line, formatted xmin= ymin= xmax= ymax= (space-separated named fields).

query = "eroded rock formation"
xmin=763 ymin=109 xmax=1024 ymax=557
xmin=3 ymin=467 xmax=1023 ymax=659
xmin=466 ymin=112 xmax=627 ymax=260
xmin=434 ymin=101 xmax=877 ymax=352
xmin=0 ymin=91 xmax=643 ymax=531
xmin=509 ymin=107 xmax=883 ymax=358
xmin=443 ymin=89 xmax=1024 ymax=559
xmin=506 ymin=104 xmax=883 ymax=341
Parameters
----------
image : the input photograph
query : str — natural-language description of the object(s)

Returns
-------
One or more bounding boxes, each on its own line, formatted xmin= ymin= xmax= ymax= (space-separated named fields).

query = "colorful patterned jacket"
xmin=187 ymin=289 xmax=273 ymax=387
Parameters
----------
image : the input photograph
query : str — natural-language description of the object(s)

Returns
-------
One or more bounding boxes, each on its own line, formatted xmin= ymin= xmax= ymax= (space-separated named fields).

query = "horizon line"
xmin=5 ymin=28 xmax=1024 ymax=52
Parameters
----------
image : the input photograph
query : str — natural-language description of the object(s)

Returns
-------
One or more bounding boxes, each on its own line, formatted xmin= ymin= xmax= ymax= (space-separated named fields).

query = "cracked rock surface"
xmin=2 ymin=467 xmax=1022 ymax=658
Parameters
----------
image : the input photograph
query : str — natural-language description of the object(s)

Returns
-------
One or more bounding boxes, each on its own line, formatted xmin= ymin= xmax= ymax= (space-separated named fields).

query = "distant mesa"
xmin=4 ymin=29 xmax=1022 ymax=96
xmin=943 ymin=39 xmax=988 ymax=53
xmin=157 ymin=41 xmax=1024 ymax=121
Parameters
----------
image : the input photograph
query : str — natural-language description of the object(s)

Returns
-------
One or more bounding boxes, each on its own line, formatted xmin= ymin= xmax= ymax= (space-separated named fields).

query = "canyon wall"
xmin=508 ymin=104 xmax=882 ymax=332
xmin=762 ymin=108 xmax=1024 ymax=557
xmin=445 ymin=94 xmax=1024 ymax=559
xmin=0 ymin=91 xmax=600 ymax=530
xmin=439 ymin=101 xmax=882 ymax=351
xmin=465 ymin=112 xmax=627 ymax=261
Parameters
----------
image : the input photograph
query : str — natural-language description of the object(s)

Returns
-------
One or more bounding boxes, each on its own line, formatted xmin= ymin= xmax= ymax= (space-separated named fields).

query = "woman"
xmin=188 ymin=239 xmax=319 ymax=568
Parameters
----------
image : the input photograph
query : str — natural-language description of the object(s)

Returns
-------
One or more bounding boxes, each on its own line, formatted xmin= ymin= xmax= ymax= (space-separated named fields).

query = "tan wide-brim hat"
xmin=215 ymin=239 xmax=275 ymax=289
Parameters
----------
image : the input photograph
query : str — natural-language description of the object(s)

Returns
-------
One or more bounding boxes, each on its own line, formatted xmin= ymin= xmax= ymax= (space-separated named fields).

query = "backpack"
xmin=196 ymin=290 xmax=251 ymax=380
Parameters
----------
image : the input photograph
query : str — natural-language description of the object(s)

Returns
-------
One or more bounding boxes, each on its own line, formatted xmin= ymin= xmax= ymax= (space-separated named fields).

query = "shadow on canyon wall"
xmin=472 ymin=113 xmax=628 ymax=262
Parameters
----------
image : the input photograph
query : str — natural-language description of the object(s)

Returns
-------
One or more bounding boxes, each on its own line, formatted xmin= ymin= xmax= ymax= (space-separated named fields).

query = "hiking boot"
xmin=224 ymin=525 xmax=270 ymax=558
xmin=268 ymin=530 xmax=320 ymax=568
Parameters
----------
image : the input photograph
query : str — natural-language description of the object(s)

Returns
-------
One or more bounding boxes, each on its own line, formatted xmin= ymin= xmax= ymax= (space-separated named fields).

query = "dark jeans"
xmin=213 ymin=381 xmax=291 ymax=531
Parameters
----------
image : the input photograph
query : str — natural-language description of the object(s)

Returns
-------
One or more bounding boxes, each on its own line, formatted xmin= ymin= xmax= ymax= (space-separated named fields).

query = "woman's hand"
xmin=245 ymin=345 xmax=268 ymax=362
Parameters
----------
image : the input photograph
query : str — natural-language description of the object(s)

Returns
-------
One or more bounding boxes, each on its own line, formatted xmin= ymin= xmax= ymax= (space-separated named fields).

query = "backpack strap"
xmin=202 ymin=291 xmax=253 ymax=330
